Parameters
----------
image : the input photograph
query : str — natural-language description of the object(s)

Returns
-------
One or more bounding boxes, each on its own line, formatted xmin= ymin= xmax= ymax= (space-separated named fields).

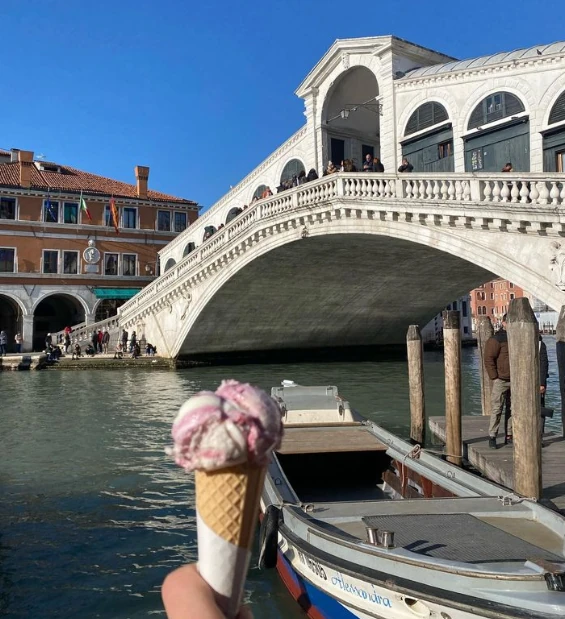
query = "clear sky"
xmin=1 ymin=0 xmax=564 ymax=211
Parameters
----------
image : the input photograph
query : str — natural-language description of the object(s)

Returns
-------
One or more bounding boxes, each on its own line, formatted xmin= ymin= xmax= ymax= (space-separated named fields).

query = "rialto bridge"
xmin=118 ymin=35 xmax=565 ymax=359
xmin=118 ymin=172 xmax=565 ymax=359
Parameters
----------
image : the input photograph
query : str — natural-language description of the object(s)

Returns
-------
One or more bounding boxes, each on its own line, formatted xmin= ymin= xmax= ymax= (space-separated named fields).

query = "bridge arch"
xmin=171 ymin=217 xmax=558 ymax=358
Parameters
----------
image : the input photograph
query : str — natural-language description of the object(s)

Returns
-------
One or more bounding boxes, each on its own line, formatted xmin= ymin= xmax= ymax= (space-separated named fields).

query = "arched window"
xmin=467 ymin=92 xmax=525 ymax=130
xmin=226 ymin=207 xmax=242 ymax=224
xmin=164 ymin=258 xmax=176 ymax=272
xmin=404 ymin=102 xmax=449 ymax=136
xmin=280 ymin=159 xmax=305 ymax=185
xmin=183 ymin=242 xmax=196 ymax=257
xmin=549 ymin=91 xmax=565 ymax=126
xmin=203 ymin=226 xmax=216 ymax=241
xmin=252 ymin=185 xmax=268 ymax=201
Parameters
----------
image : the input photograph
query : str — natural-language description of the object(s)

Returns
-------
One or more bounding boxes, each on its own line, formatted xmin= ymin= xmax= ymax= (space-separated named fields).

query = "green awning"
xmin=93 ymin=288 xmax=142 ymax=300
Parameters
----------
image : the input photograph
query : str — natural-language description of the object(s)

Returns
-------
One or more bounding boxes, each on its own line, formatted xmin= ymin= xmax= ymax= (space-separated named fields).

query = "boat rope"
xmin=401 ymin=444 xmax=422 ymax=491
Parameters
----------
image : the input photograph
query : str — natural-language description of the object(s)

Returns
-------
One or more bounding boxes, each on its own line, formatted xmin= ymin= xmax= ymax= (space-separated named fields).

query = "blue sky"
xmin=1 ymin=0 xmax=564 ymax=211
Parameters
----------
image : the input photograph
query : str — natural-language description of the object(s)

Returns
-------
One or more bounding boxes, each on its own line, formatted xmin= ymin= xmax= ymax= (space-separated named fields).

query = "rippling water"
xmin=0 ymin=340 xmax=561 ymax=617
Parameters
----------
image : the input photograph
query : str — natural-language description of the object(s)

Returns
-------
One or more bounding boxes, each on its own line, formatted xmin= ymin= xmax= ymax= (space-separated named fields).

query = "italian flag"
xmin=79 ymin=191 xmax=92 ymax=221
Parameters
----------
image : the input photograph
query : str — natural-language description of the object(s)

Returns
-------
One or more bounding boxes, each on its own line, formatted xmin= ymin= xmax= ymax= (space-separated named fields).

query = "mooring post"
xmin=407 ymin=325 xmax=425 ymax=445
xmin=477 ymin=317 xmax=495 ymax=416
xmin=443 ymin=310 xmax=462 ymax=466
xmin=507 ymin=298 xmax=542 ymax=499
xmin=556 ymin=306 xmax=565 ymax=437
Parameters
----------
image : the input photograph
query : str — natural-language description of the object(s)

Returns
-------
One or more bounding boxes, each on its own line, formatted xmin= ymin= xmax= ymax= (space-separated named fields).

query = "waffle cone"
xmin=195 ymin=462 xmax=267 ymax=549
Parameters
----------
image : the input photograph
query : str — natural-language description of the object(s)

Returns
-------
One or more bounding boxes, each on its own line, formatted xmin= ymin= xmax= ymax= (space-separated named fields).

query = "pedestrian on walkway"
xmin=102 ymin=328 xmax=110 ymax=354
xmin=484 ymin=314 xmax=511 ymax=449
xmin=121 ymin=329 xmax=128 ymax=352
xmin=91 ymin=330 xmax=98 ymax=355
xmin=97 ymin=329 xmax=104 ymax=354
xmin=0 ymin=330 xmax=7 ymax=356
xmin=129 ymin=330 xmax=137 ymax=354
xmin=14 ymin=332 xmax=22 ymax=353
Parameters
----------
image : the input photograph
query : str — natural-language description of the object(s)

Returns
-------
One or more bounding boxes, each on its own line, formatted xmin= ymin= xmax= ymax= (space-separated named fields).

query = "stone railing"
xmin=52 ymin=315 xmax=121 ymax=347
xmin=119 ymin=171 xmax=565 ymax=320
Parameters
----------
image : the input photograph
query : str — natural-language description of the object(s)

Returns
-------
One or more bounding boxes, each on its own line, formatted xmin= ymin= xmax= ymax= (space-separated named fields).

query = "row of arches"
xmin=0 ymin=293 xmax=123 ymax=352
xmin=402 ymin=90 xmax=565 ymax=173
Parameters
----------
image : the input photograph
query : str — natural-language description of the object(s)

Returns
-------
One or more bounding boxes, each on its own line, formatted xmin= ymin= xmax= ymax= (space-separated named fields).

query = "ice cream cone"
xmin=195 ymin=462 xmax=267 ymax=617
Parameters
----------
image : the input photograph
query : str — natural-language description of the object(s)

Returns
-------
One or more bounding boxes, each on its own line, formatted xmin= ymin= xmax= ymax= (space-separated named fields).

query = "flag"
xmin=109 ymin=197 xmax=120 ymax=234
xmin=79 ymin=191 xmax=92 ymax=221
xmin=45 ymin=194 xmax=57 ymax=222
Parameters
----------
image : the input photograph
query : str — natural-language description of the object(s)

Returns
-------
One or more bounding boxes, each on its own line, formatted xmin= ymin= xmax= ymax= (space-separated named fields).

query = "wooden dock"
xmin=429 ymin=416 xmax=565 ymax=511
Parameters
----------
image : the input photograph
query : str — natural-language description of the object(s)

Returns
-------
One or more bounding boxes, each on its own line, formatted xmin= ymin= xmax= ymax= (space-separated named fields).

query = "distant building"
xmin=0 ymin=149 xmax=198 ymax=351
xmin=421 ymin=295 xmax=473 ymax=343
xmin=469 ymin=278 xmax=526 ymax=330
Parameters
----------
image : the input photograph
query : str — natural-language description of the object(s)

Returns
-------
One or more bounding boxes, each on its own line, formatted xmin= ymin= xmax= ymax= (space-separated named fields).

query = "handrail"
xmin=119 ymin=171 xmax=565 ymax=320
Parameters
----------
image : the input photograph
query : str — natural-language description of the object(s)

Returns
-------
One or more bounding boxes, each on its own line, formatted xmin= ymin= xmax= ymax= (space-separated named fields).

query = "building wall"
xmin=0 ymin=190 xmax=197 ymax=351
xmin=469 ymin=278 xmax=526 ymax=329
xmin=421 ymin=295 xmax=473 ymax=343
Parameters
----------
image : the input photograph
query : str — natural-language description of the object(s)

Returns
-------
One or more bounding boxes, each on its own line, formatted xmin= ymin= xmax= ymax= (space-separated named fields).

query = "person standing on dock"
xmin=484 ymin=314 xmax=511 ymax=449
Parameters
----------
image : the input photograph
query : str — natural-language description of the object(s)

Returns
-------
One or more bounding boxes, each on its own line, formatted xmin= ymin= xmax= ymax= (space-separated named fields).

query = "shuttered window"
xmin=549 ymin=92 xmax=565 ymax=126
xmin=467 ymin=92 xmax=525 ymax=130
xmin=404 ymin=102 xmax=449 ymax=136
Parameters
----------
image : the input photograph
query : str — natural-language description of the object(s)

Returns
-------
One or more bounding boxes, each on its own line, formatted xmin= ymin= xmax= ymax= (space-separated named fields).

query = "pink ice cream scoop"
xmin=168 ymin=380 xmax=283 ymax=471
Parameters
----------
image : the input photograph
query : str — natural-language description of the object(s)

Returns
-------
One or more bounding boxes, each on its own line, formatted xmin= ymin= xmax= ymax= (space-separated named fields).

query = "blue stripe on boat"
xmin=279 ymin=553 xmax=360 ymax=618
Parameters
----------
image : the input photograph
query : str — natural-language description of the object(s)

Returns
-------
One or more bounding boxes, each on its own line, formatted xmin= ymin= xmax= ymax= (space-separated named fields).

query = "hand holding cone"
xmin=167 ymin=380 xmax=283 ymax=618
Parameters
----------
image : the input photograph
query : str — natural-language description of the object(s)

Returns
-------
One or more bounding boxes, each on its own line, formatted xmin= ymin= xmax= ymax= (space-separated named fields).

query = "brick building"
xmin=0 ymin=149 xmax=198 ymax=351
xmin=469 ymin=278 xmax=526 ymax=329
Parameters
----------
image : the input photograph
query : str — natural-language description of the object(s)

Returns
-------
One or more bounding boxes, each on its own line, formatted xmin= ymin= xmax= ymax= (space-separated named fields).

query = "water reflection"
xmin=0 ymin=341 xmax=561 ymax=617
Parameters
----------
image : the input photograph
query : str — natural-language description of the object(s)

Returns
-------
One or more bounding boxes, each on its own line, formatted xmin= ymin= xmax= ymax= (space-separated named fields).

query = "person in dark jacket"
xmin=306 ymin=168 xmax=318 ymax=182
xmin=398 ymin=158 xmax=414 ymax=173
xmin=373 ymin=157 xmax=385 ymax=173
xmin=540 ymin=335 xmax=549 ymax=407
xmin=484 ymin=315 xmax=511 ymax=449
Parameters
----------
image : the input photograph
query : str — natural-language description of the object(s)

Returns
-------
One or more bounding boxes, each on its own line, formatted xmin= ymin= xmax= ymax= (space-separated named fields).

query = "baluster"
xmin=455 ymin=180 xmax=463 ymax=201
xmin=441 ymin=180 xmax=449 ymax=200
xmin=425 ymin=180 xmax=433 ymax=201
xmin=447 ymin=180 xmax=456 ymax=201
xmin=418 ymin=180 xmax=426 ymax=199
xmin=483 ymin=181 xmax=492 ymax=202
xmin=387 ymin=179 xmax=395 ymax=198
xmin=378 ymin=179 xmax=385 ymax=198
xmin=519 ymin=181 xmax=529 ymax=204
xmin=462 ymin=181 xmax=471 ymax=201
xmin=500 ymin=181 xmax=510 ymax=203
xmin=529 ymin=182 xmax=539 ymax=205
xmin=538 ymin=181 xmax=550 ymax=205
xmin=406 ymin=180 xmax=414 ymax=199
xmin=432 ymin=180 xmax=441 ymax=200
xmin=560 ymin=183 xmax=565 ymax=206
xmin=492 ymin=181 xmax=501 ymax=202
xmin=510 ymin=181 xmax=520 ymax=203
xmin=550 ymin=181 xmax=560 ymax=205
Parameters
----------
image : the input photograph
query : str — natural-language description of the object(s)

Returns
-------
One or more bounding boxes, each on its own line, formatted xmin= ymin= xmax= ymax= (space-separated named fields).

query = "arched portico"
xmin=0 ymin=293 xmax=26 ymax=353
xmin=33 ymin=293 xmax=87 ymax=350
xmin=322 ymin=66 xmax=380 ymax=171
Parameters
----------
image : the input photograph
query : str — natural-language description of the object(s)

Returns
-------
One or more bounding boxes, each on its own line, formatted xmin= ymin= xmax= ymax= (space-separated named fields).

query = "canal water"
xmin=0 ymin=339 xmax=561 ymax=618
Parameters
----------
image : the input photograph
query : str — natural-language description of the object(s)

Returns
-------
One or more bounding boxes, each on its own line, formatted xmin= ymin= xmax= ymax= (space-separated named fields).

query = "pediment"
xmin=295 ymin=36 xmax=393 ymax=98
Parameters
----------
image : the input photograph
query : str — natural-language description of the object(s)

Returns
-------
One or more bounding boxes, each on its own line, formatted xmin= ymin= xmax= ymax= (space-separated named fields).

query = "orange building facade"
xmin=469 ymin=278 xmax=526 ymax=329
xmin=0 ymin=149 xmax=198 ymax=351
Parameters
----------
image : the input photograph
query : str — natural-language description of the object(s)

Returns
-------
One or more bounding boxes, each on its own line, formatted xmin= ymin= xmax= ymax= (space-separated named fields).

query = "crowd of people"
xmin=324 ymin=154 xmax=414 ymax=175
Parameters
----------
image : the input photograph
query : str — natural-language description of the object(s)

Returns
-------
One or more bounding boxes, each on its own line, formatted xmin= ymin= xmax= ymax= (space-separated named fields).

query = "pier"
xmin=429 ymin=415 xmax=565 ymax=511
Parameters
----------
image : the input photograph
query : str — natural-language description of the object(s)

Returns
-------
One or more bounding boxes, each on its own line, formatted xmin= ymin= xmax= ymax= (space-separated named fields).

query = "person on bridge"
xmin=484 ymin=314 xmax=511 ymax=449
xmin=121 ymin=329 xmax=128 ymax=351
xmin=502 ymin=162 xmax=513 ymax=172
xmin=363 ymin=153 xmax=374 ymax=172
xmin=102 ymin=328 xmax=110 ymax=354
xmin=398 ymin=158 xmax=414 ymax=173
xmin=374 ymin=157 xmax=385 ymax=173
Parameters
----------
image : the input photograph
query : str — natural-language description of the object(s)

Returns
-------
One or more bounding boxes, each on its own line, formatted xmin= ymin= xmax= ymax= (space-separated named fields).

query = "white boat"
xmin=260 ymin=382 xmax=565 ymax=619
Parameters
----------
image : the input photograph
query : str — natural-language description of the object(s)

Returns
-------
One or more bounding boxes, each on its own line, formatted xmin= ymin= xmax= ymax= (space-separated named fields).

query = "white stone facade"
xmin=159 ymin=36 xmax=565 ymax=268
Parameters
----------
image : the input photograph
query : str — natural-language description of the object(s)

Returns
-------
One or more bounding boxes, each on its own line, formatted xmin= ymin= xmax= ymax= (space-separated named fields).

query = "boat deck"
xmin=429 ymin=415 xmax=565 ymax=511
xmin=278 ymin=423 xmax=387 ymax=455
xmin=312 ymin=497 xmax=565 ymax=560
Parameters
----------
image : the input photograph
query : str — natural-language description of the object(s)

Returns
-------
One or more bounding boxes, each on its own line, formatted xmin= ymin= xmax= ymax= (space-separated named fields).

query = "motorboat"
xmin=259 ymin=382 xmax=565 ymax=619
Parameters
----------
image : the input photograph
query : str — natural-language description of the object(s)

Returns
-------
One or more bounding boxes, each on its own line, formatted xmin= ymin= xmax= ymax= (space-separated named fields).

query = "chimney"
xmin=18 ymin=150 xmax=34 ymax=188
xmin=135 ymin=165 xmax=149 ymax=199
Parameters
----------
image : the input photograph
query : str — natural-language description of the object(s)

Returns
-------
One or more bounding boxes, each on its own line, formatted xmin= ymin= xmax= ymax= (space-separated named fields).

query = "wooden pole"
xmin=407 ymin=325 xmax=425 ymax=445
xmin=477 ymin=317 xmax=495 ymax=416
xmin=443 ymin=310 xmax=462 ymax=466
xmin=556 ymin=306 xmax=565 ymax=437
xmin=507 ymin=298 xmax=541 ymax=499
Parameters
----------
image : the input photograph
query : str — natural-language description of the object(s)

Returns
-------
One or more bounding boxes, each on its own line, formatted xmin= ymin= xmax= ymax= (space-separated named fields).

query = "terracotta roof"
xmin=0 ymin=160 xmax=197 ymax=206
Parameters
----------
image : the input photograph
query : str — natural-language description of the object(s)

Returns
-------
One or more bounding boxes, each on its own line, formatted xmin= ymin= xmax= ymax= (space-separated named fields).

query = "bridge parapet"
xmin=119 ymin=171 xmax=565 ymax=335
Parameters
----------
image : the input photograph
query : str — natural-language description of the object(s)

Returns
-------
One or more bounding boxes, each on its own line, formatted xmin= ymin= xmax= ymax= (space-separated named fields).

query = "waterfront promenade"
xmin=429 ymin=416 xmax=565 ymax=511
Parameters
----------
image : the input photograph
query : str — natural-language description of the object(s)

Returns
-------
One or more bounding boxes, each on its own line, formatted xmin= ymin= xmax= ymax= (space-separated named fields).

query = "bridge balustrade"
xmin=118 ymin=172 xmax=565 ymax=321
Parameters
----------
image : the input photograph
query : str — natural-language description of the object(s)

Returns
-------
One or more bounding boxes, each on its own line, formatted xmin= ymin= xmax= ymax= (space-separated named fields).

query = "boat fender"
xmin=258 ymin=505 xmax=280 ymax=570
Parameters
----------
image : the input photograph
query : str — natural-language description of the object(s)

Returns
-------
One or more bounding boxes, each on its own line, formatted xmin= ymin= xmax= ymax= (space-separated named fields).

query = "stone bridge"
xmin=118 ymin=172 xmax=565 ymax=359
